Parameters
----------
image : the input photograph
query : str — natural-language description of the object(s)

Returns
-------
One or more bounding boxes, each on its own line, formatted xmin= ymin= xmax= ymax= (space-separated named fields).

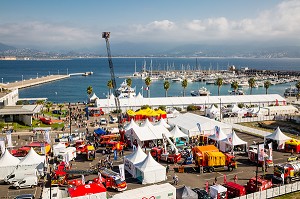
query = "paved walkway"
xmin=227 ymin=122 xmax=272 ymax=137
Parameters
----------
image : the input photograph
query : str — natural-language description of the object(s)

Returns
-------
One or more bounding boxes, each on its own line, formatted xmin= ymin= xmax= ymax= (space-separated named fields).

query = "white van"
xmin=12 ymin=176 xmax=38 ymax=189
xmin=4 ymin=169 xmax=38 ymax=184
xmin=57 ymin=147 xmax=76 ymax=162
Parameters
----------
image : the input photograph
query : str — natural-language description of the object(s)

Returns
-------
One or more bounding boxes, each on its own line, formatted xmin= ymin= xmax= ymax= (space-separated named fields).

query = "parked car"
xmin=12 ymin=176 xmax=38 ymax=189
xmin=100 ymin=118 xmax=107 ymax=125
xmin=14 ymin=194 xmax=35 ymax=199
xmin=192 ymin=188 xmax=212 ymax=199
xmin=109 ymin=117 xmax=118 ymax=123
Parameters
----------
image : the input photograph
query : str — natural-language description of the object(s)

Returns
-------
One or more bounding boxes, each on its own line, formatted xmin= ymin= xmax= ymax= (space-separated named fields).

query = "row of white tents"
xmin=124 ymin=146 xmax=166 ymax=184
xmin=0 ymin=147 xmax=45 ymax=181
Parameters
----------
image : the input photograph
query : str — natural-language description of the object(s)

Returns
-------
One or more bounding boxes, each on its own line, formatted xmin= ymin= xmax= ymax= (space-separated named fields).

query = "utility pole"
xmin=255 ymin=142 xmax=259 ymax=191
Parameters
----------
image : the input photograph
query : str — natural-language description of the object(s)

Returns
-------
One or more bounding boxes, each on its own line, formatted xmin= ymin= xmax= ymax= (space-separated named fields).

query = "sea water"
xmin=1 ymin=57 xmax=300 ymax=103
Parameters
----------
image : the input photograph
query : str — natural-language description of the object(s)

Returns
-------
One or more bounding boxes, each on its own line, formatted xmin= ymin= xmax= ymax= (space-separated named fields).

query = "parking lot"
xmin=0 ymin=122 xmax=297 ymax=198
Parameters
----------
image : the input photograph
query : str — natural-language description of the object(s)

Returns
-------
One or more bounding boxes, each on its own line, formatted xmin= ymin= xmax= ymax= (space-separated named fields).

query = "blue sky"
xmin=1 ymin=0 xmax=299 ymax=50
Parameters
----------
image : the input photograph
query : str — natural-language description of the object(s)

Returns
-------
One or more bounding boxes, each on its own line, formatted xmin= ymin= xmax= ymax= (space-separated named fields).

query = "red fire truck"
xmin=93 ymin=168 xmax=127 ymax=191
xmin=223 ymin=182 xmax=246 ymax=198
xmin=274 ymin=160 xmax=300 ymax=184
xmin=245 ymin=176 xmax=273 ymax=193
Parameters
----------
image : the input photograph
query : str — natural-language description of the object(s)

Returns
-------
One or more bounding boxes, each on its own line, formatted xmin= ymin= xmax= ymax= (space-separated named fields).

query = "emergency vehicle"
xmin=94 ymin=168 xmax=127 ymax=191
xmin=245 ymin=176 xmax=273 ymax=193
xmin=223 ymin=182 xmax=246 ymax=198
xmin=274 ymin=160 xmax=300 ymax=184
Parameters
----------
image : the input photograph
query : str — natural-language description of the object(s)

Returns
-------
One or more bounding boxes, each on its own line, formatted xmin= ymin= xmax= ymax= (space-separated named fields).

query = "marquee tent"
xmin=170 ymin=125 xmax=189 ymax=139
xmin=220 ymin=130 xmax=248 ymax=153
xmin=176 ymin=186 xmax=198 ymax=199
xmin=168 ymin=113 xmax=232 ymax=137
xmin=135 ymin=153 xmax=166 ymax=184
xmin=89 ymin=93 xmax=98 ymax=102
xmin=205 ymin=104 xmax=220 ymax=119
xmin=124 ymin=119 xmax=139 ymax=131
xmin=17 ymin=147 xmax=45 ymax=175
xmin=124 ymin=145 xmax=147 ymax=177
xmin=0 ymin=149 xmax=20 ymax=180
xmin=265 ymin=127 xmax=291 ymax=150
xmin=155 ymin=118 xmax=171 ymax=129
xmin=208 ymin=127 xmax=228 ymax=142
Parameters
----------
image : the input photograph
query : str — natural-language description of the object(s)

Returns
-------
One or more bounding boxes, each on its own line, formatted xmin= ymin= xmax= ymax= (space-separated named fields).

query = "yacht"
xmin=228 ymin=89 xmax=245 ymax=95
xmin=191 ymin=87 xmax=211 ymax=96
xmin=116 ymin=81 xmax=136 ymax=98
xmin=171 ymin=77 xmax=183 ymax=82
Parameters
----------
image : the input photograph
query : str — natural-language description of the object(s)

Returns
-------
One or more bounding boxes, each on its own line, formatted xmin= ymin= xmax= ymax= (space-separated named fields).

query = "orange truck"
xmin=192 ymin=145 xmax=236 ymax=172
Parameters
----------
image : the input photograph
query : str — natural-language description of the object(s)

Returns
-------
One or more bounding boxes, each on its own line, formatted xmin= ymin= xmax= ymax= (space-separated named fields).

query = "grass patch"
xmin=1 ymin=120 xmax=64 ymax=131
xmin=275 ymin=191 xmax=300 ymax=198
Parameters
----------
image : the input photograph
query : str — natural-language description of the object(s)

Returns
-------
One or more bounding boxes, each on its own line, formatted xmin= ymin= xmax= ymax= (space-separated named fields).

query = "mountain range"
xmin=1 ymin=42 xmax=300 ymax=58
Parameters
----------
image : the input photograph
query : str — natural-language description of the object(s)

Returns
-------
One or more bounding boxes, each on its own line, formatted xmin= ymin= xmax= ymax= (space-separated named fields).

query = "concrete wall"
xmin=0 ymin=89 xmax=19 ymax=106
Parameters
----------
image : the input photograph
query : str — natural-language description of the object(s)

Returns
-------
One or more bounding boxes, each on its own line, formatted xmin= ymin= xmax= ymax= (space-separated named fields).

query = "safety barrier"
xmin=232 ymin=181 xmax=300 ymax=199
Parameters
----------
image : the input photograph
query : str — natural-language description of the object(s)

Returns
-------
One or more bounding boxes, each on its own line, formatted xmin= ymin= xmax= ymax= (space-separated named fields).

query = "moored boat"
xmin=191 ymin=87 xmax=211 ymax=96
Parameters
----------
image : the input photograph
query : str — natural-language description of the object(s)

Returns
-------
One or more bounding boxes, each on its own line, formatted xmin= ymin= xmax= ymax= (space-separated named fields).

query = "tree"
xmin=216 ymin=77 xmax=223 ymax=96
xmin=58 ymin=104 xmax=64 ymax=112
xmin=264 ymin=80 xmax=271 ymax=95
xmin=126 ymin=78 xmax=132 ymax=87
xmin=87 ymin=86 xmax=93 ymax=98
xmin=36 ymin=100 xmax=45 ymax=105
xmin=163 ymin=80 xmax=170 ymax=97
xmin=45 ymin=101 xmax=53 ymax=112
xmin=145 ymin=77 xmax=152 ymax=98
xmin=107 ymin=80 xmax=113 ymax=95
xmin=248 ymin=78 xmax=256 ymax=95
xmin=296 ymin=81 xmax=300 ymax=100
xmin=231 ymin=81 xmax=239 ymax=95
xmin=181 ymin=79 xmax=188 ymax=97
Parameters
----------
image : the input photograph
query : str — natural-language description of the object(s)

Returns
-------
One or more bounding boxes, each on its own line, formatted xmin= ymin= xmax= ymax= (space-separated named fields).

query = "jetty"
xmin=1 ymin=75 xmax=70 ymax=90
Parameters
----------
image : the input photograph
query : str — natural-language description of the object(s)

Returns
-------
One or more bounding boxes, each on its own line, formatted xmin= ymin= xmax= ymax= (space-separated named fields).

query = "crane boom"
xmin=102 ymin=32 xmax=121 ymax=122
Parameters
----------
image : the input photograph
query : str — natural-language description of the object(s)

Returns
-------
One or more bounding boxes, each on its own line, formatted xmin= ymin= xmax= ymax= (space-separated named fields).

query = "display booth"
xmin=285 ymin=139 xmax=300 ymax=153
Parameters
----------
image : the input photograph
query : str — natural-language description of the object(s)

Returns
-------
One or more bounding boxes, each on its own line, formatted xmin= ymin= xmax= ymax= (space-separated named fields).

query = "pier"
xmin=1 ymin=75 xmax=70 ymax=90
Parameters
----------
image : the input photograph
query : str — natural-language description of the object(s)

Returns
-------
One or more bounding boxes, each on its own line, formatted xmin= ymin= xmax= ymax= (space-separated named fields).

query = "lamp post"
xmin=253 ymin=141 xmax=259 ymax=191
xmin=37 ymin=73 xmax=38 ymax=78
xmin=69 ymin=102 xmax=72 ymax=137
xmin=58 ymin=70 xmax=59 ymax=75
xmin=219 ymin=98 xmax=222 ymax=121
xmin=67 ymin=68 xmax=68 ymax=75
xmin=48 ymin=71 xmax=50 ymax=76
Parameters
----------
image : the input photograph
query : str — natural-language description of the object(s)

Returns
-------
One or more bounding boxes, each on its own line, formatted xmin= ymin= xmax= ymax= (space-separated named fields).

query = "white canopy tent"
xmin=220 ymin=130 xmax=248 ymax=153
xmin=135 ymin=153 xmax=166 ymax=184
xmin=124 ymin=146 xmax=147 ymax=178
xmin=205 ymin=105 xmax=220 ymax=119
xmin=265 ymin=127 xmax=291 ymax=150
xmin=155 ymin=118 xmax=171 ymax=129
xmin=124 ymin=119 xmax=139 ymax=131
xmin=17 ymin=147 xmax=46 ymax=176
xmin=170 ymin=125 xmax=189 ymax=139
xmin=89 ymin=93 xmax=98 ymax=102
xmin=208 ymin=127 xmax=228 ymax=142
xmin=0 ymin=149 xmax=20 ymax=180
xmin=168 ymin=113 xmax=232 ymax=137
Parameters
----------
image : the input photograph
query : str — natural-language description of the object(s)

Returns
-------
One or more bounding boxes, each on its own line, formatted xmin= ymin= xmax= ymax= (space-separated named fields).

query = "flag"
xmin=268 ymin=143 xmax=273 ymax=161
xmin=6 ymin=130 xmax=12 ymax=147
xmin=215 ymin=126 xmax=220 ymax=139
xmin=144 ymin=87 xmax=149 ymax=90
xmin=119 ymin=164 xmax=125 ymax=181
xmin=81 ymin=175 xmax=85 ymax=185
xmin=44 ymin=130 xmax=50 ymax=143
xmin=0 ymin=139 xmax=5 ymax=155
xmin=197 ymin=123 xmax=202 ymax=133
xmin=258 ymin=145 xmax=265 ymax=162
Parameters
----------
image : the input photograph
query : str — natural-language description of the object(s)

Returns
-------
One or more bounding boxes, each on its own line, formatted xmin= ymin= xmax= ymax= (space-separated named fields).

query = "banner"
xmin=119 ymin=164 xmax=125 ymax=181
xmin=268 ymin=143 xmax=273 ymax=161
xmin=223 ymin=174 xmax=227 ymax=184
xmin=0 ymin=140 xmax=5 ymax=155
xmin=258 ymin=145 xmax=265 ymax=162
xmin=98 ymin=172 xmax=102 ymax=182
xmin=215 ymin=126 xmax=220 ymax=139
xmin=6 ymin=130 xmax=12 ymax=147
xmin=81 ymin=175 xmax=85 ymax=185
xmin=197 ymin=123 xmax=202 ymax=134
xmin=45 ymin=130 xmax=51 ymax=143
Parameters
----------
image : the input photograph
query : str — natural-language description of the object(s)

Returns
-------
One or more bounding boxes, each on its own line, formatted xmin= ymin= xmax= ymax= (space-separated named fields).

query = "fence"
xmin=222 ymin=116 xmax=275 ymax=124
xmin=232 ymin=181 xmax=300 ymax=199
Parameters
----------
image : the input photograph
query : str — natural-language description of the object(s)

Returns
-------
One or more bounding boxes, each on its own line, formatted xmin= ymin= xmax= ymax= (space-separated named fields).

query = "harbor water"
xmin=1 ymin=57 xmax=300 ymax=103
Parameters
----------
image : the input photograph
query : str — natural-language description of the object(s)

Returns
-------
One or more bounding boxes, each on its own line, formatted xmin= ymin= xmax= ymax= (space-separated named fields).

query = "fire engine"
xmin=150 ymin=133 xmax=181 ymax=163
xmin=76 ymin=144 xmax=96 ymax=161
xmin=245 ymin=176 xmax=273 ymax=193
xmin=274 ymin=160 xmax=300 ymax=184
xmin=94 ymin=168 xmax=127 ymax=191
xmin=51 ymin=162 xmax=72 ymax=186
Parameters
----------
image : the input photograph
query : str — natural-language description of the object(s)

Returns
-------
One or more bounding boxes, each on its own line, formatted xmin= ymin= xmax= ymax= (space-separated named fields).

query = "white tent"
xmin=265 ymin=127 xmax=291 ymax=150
xmin=208 ymin=127 xmax=228 ymax=142
xmin=168 ymin=113 xmax=232 ymax=137
xmin=0 ymin=149 xmax=20 ymax=180
xmin=155 ymin=118 xmax=171 ymax=129
xmin=89 ymin=93 xmax=98 ymax=102
xmin=124 ymin=119 xmax=139 ymax=131
xmin=135 ymin=153 xmax=166 ymax=184
xmin=170 ymin=125 xmax=188 ymax=139
xmin=17 ymin=147 xmax=45 ymax=176
xmin=205 ymin=105 xmax=220 ymax=119
xmin=220 ymin=130 xmax=248 ymax=153
xmin=124 ymin=146 xmax=147 ymax=177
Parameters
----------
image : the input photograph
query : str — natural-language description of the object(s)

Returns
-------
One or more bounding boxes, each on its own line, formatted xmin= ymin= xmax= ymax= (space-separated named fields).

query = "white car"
xmin=13 ymin=176 xmax=38 ymax=189
xmin=100 ymin=118 xmax=107 ymax=125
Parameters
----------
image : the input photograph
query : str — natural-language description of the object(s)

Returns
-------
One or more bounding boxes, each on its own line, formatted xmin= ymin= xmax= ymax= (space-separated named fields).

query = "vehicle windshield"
xmin=115 ymin=179 xmax=122 ymax=185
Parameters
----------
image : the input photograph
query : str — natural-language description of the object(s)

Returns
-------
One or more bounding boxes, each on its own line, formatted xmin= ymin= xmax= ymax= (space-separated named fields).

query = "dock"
xmin=1 ymin=75 xmax=70 ymax=90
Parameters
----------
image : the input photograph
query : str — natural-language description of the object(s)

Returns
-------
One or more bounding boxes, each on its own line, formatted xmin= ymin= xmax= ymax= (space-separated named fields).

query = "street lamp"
xmin=58 ymin=70 xmax=59 ymax=75
xmin=67 ymin=68 xmax=68 ymax=75
xmin=253 ymin=141 xmax=259 ymax=191
xmin=22 ymin=75 xmax=23 ymax=86
xmin=69 ymin=102 xmax=72 ymax=137
xmin=219 ymin=98 xmax=222 ymax=121
xmin=37 ymin=73 xmax=38 ymax=78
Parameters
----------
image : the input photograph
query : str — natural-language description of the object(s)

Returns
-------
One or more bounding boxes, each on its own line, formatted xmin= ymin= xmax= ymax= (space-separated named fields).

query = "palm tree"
xmin=163 ymin=80 xmax=170 ymax=97
xmin=126 ymin=78 xmax=132 ymax=87
xmin=36 ymin=100 xmax=45 ymax=105
xmin=58 ymin=104 xmax=64 ymax=112
xmin=264 ymin=80 xmax=271 ymax=94
xmin=231 ymin=81 xmax=239 ymax=95
xmin=296 ymin=81 xmax=300 ymax=100
xmin=248 ymin=78 xmax=256 ymax=95
xmin=107 ymin=80 xmax=113 ymax=95
xmin=86 ymin=86 xmax=93 ymax=98
xmin=216 ymin=77 xmax=223 ymax=96
xmin=45 ymin=101 xmax=53 ymax=112
xmin=181 ymin=79 xmax=188 ymax=97
xmin=145 ymin=77 xmax=152 ymax=98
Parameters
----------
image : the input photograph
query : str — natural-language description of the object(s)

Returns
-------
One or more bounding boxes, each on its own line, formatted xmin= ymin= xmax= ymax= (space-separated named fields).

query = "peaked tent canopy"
xmin=0 ymin=149 xmax=20 ymax=180
xmin=124 ymin=119 xmax=139 ymax=131
xmin=220 ymin=130 xmax=248 ymax=153
xmin=265 ymin=127 xmax=291 ymax=150
xmin=209 ymin=127 xmax=228 ymax=141
xmin=18 ymin=147 xmax=45 ymax=175
xmin=176 ymin=186 xmax=198 ymax=199
xmin=155 ymin=118 xmax=171 ymax=129
xmin=124 ymin=145 xmax=147 ymax=177
xmin=170 ymin=125 xmax=189 ymax=139
xmin=228 ymin=130 xmax=247 ymax=146
xmin=135 ymin=153 xmax=166 ymax=184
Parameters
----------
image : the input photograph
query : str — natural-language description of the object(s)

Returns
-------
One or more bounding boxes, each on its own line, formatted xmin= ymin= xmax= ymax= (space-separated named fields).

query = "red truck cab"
xmin=246 ymin=176 xmax=273 ymax=193
xmin=224 ymin=182 xmax=246 ymax=198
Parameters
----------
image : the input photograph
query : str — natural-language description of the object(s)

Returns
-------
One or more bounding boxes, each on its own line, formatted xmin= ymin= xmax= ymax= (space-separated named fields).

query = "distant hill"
xmin=0 ymin=42 xmax=16 ymax=51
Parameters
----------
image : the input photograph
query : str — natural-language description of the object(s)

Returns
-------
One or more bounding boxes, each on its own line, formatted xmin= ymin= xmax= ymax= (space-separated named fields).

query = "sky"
xmin=1 ymin=0 xmax=299 ymax=50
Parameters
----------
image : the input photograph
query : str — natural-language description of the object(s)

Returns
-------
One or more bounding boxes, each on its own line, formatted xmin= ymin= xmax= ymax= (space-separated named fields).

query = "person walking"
xmin=173 ymin=174 xmax=178 ymax=185
xmin=233 ymin=175 xmax=238 ymax=183
xmin=166 ymin=164 xmax=169 ymax=174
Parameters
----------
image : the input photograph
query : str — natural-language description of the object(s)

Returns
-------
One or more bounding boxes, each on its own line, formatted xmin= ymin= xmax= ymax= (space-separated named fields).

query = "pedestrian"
xmin=233 ymin=175 xmax=238 ymax=183
xmin=214 ymin=177 xmax=217 ymax=185
xmin=173 ymin=174 xmax=178 ymax=185
xmin=17 ymin=135 xmax=20 ymax=140
xmin=291 ymin=148 xmax=294 ymax=156
xmin=166 ymin=164 xmax=169 ymax=174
